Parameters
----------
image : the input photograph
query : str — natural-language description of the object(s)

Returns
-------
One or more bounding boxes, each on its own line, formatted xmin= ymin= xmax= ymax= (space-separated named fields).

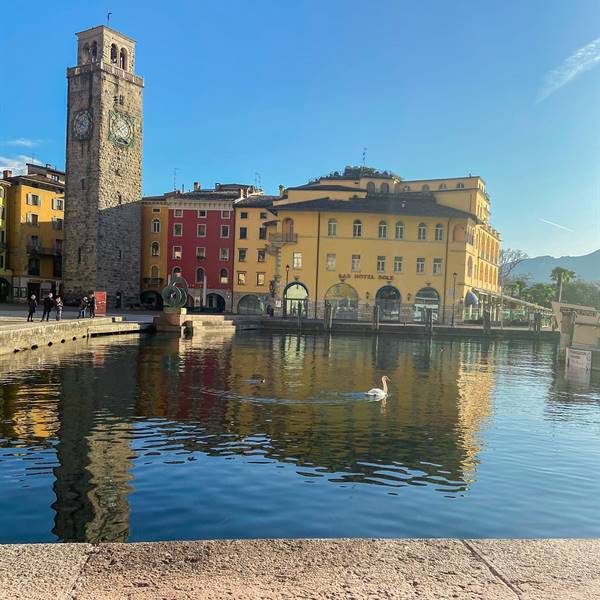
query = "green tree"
xmin=524 ymin=283 xmax=556 ymax=308
xmin=562 ymin=279 xmax=600 ymax=310
xmin=505 ymin=277 xmax=529 ymax=298
xmin=550 ymin=267 xmax=576 ymax=301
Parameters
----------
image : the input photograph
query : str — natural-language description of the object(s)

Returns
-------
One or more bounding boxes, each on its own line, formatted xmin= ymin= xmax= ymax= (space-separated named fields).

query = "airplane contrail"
xmin=539 ymin=218 xmax=574 ymax=232
xmin=538 ymin=36 xmax=600 ymax=102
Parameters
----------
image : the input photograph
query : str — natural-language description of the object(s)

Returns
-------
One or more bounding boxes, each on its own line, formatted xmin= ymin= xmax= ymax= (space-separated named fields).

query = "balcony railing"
xmin=268 ymin=232 xmax=297 ymax=243
xmin=27 ymin=244 xmax=62 ymax=256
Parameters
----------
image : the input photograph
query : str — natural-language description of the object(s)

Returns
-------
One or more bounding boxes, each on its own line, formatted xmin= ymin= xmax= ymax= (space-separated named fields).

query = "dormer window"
xmin=439 ymin=183 xmax=447 ymax=190
xmin=457 ymin=182 xmax=465 ymax=189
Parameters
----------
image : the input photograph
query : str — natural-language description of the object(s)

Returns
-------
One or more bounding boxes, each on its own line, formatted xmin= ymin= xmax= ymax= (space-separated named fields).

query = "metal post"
xmin=451 ymin=272 xmax=457 ymax=327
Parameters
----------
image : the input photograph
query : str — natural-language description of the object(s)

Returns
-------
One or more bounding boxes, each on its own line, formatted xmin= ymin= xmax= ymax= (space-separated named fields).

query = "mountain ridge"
xmin=511 ymin=249 xmax=600 ymax=282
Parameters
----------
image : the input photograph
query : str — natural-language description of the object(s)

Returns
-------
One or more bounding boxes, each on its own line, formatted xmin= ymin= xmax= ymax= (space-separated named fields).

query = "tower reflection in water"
xmin=0 ymin=332 xmax=495 ymax=542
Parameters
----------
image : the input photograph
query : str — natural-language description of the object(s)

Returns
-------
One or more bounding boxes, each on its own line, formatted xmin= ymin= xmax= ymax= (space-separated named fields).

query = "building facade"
xmin=3 ymin=164 xmax=65 ymax=302
xmin=0 ymin=177 xmax=11 ymax=301
xmin=232 ymin=166 xmax=501 ymax=322
xmin=141 ymin=184 xmax=260 ymax=311
xmin=63 ymin=25 xmax=143 ymax=307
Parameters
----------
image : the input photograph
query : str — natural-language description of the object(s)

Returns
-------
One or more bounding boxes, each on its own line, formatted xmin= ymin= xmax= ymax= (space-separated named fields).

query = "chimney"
xmin=2 ymin=170 xmax=12 ymax=179
xmin=193 ymin=181 xmax=201 ymax=191
xmin=279 ymin=184 xmax=285 ymax=198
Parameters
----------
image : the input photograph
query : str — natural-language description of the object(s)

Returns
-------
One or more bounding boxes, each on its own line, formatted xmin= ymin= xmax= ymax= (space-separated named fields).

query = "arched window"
xmin=91 ymin=41 xmax=98 ymax=61
xmin=150 ymin=265 xmax=160 ymax=279
xmin=327 ymin=218 xmax=337 ymax=236
xmin=422 ymin=184 xmax=430 ymax=192
xmin=366 ymin=182 xmax=376 ymax=193
xmin=151 ymin=241 xmax=159 ymax=256
xmin=403 ymin=185 xmax=411 ymax=191
xmin=325 ymin=283 xmax=359 ymax=320
xmin=435 ymin=224 xmax=444 ymax=241
xmin=151 ymin=219 xmax=160 ymax=233
xmin=220 ymin=268 xmax=228 ymax=284
xmin=380 ymin=182 xmax=389 ymax=193
xmin=172 ymin=267 xmax=182 ymax=278
xmin=395 ymin=221 xmax=404 ymax=239
xmin=119 ymin=47 xmax=127 ymax=70
xmin=378 ymin=220 xmax=388 ymax=239
xmin=418 ymin=223 xmax=427 ymax=240
xmin=467 ymin=256 xmax=473 ymax=277
xmin=353 ymin=219 xmax=362 ymax=238
xmin=238 ymin=294 xmax=265 ymax=315
xmin=82 ymin=43 xmax=90 ymax=62
xmin=456 ymin=182 xmax=465 ymax=189
xmin=110 ymin=43 xmax=118 ymax=64
xmin=196 ymin=267 xmax=204 ymax=283
xmin=439 ymin=183 xmax=447 ymax=190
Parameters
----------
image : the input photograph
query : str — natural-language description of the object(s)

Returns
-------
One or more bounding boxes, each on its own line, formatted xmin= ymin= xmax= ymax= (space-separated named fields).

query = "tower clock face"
xmin=109 ymin=111 xmax=134 ymax=147
xmin=72 ymin=109 xmax=93 ymax=140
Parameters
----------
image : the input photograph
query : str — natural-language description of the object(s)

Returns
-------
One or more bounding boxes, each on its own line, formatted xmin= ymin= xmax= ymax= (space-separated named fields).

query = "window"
xmin=422 ymin=184 xmax=430 ymax=191
xmin=119 ymin=47 xmax=127 ymax=70
xmin=198 ymin=209 xmax=206 ymax=218
xmin=173 ymin=223 xmax=183 ymax=236
xmin=197 ymin=224 xmax=206 ymax=237
xmin=173 ymin=246 xmax=182 ymax=259
xmin=238 ymin=248 xmax=247 ymax=262
xmin=353 ymin=220 xmax=362 ymax=238
xmin=395 ymin=221 xmax=404 ymax=239
xmin=257 ymin=249 xmax=266 ymax=262
xmin=293 ymin=252 xmax=302 ymax=269
xmin=456 ymin=182 xmax=465 ymax=189
xmin=239 ymin=227 xmax=248 ymax=239
xmin=352 ymin=254 xmax=361 ymax=272
xmin=172 ymin=267 xmax=182 ymax=278
xmin=221 ymin=224 xmax=230 ymax=238
xmin=328 ymin=219 xmax=337 ymax=236
xmin=26 ymin=194 xmax=40 ymax=206
xmin=52 ymin=217 xmax=63 ymax=230
xmin=417 ymin=257 xmax=425 ymax=273
xmin=26 ymin=213 xmax=39 ymax=226
xmin=435 ymin=224 xmax=444 ymax=241
xmin=237 ymin=272 xmax=246 ymax=285
xmin=151 ymin=241 xmax=159 ymax=256
xmin=403 ymin=185 xmax=411 ymax=191
xmin=366 ymin=182 xmax=376 ymax=193
xmin=221 ymin=210 xmax=231 ymax=219
xmin=220 ymin=268 xmax=228 ymax=284
xmin=152 ymin=207 xmax=160 ymax=213
xmin=52 ymin=198 xmax=64 ymax=210
xmin=259 ymin=226 xmax=267 ymax=240
xmin=260 ymin=212 xmax=268 ymax=219
xmin=377 ymin=256 xmax=386 ymax=272
xmin=378 ymin=220 xmax=388 ymax=239
xmin=29 ymin=235 xmax=39 ymax=248
xmin=196 ymin=247 xmax=206 ymax=259
xmin=256 ymin=272 xmax=266 ymax=286
xmin=326 ymin=253 xmax=336 ymax=271
xmin=54 ymin=239 xmax=63 ymax=254
xmin=240 ymin=211 xmax=248 ymax=219
xmin=150 ymin=265 xmax=160 ymax=279
xmin=152 ymin=219 xmax=160 ymax=233
xmin=219 ymin=248 xmax=229 ymax=261
xmin=196 ymin=268 xmax=205 ymax=283
xmin=393 ymin=256 xmax=403 ymax=273
xmin=418 ymin=223 xmax=427 ymax=240
xmin=110 ymin=43 xmax=118 ymax=63
xmin=174 ymin=209 xmax=183 ymax=217
xmin=117 ymin=193 xmax=122 ymax=205
xmin=439 ymin=183 xmax=447 ymax=190
xmin=28 ymin=257 xmax=40 ymax=276
xmin=433 ymin=258 xmax=443 ymax=274
xmin=381 ymin=183 xmax=389 ymax=193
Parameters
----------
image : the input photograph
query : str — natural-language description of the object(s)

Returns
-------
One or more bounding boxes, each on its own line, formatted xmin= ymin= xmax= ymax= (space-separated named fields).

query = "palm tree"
xmin=550 ymin=267 xmax=576 ymax=302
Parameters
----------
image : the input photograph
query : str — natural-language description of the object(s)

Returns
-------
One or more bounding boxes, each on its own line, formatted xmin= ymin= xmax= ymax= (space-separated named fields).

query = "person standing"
xmin=55 ymin=295 xmax=64 ymax=321
xmin=41 ymin=292 xmax=54 ymax=322
xmin=88 ymin=293 xmax=96 ymax=318
xmin=78 ymin=296 xmax=88 ymax=319
xmin=27 ymin=294 xmax=37 ymax=322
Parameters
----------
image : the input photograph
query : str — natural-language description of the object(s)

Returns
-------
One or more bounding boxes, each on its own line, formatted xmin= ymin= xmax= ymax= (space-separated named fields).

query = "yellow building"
xmin=0 ymin=177 xmax=11 ymax=301
xmin=4 ymin=163 xmax=65 ymax=301
xmin=233 ymin=166 xmax=501 ymax=322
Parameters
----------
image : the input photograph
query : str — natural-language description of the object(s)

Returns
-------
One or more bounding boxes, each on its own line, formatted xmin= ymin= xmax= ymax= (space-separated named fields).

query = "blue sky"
xmin=1 ymin=0 xmax=599 ymax=258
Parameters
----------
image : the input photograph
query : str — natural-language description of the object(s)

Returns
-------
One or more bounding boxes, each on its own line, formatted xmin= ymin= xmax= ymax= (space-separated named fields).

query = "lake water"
xmin=1 ymin=332 xmax=599 ymax=543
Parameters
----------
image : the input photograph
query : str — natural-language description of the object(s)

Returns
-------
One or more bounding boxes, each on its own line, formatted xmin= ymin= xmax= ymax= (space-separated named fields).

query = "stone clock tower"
xmin=63 ymin=25 xmax=143 ymax=306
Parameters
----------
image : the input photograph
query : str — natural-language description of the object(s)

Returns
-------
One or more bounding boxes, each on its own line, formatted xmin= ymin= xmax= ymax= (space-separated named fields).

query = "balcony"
xmin=27 ymin=244 xmax=62 ymax=256
xmin=268 ymin=232 xmax=297 ymax=244
xmin=143 ymin=277 xmax=164 ymax=287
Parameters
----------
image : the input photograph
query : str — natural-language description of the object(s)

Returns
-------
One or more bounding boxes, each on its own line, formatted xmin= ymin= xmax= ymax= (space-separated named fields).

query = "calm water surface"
xmin=1 ymin=332 xmax=599 ymax=543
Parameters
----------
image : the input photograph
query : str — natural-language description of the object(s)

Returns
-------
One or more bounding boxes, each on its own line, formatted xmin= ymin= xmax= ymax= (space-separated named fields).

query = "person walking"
xmin=88 ymin=293 xmax=96 ymax=319
xmin=54 ymin=295 xmax=64 ymax=321
xmin=78 ymin=296 xmax=88 ymax=319
xmin=27 ymin=294 xmax=37 ymax=322
xmin=41 ymin=292 xmax=54 ymax=322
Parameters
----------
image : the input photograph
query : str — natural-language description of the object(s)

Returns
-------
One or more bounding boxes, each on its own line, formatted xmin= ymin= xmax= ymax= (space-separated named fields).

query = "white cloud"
xmin=538 ymin=37 xmax=600 ymax=102
xmin=0 ymin=155 xmax=41 ymax=175
xmin=539 ymin=218 xmax=575 ymax=233
xmin=5 ymin=138 xmax=43 ymax=148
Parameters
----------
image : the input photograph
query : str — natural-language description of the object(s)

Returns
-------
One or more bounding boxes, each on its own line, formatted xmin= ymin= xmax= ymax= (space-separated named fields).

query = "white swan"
xmin=366 ymin=376 xmax=390 ymax=400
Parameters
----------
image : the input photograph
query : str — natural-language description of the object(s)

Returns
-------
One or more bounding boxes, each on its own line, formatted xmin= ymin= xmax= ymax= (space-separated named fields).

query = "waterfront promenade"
xmin=1 ymin=538 xmax=598 ymax=599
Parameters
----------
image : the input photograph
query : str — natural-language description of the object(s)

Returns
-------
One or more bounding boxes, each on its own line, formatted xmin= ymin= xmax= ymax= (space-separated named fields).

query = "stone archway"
xmin=325 ymin=283 xmax=359 ymax=320
xmin=414 ymin=287 xmax=440 ymax=322
xmin=283 ymin=282 xmax=308 ymax=318
xmin=238 ymin=294 xmax=265 ymax=315
xmin=206 ymin=293 xmax=226 ymax=313
xmin=376 ymin=285 xmax=401 ymax=321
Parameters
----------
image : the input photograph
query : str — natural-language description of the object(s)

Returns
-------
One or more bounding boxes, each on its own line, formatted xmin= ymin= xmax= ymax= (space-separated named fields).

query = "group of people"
xmin=27 ymin=292 xmax=63 ymax=322
xmin=26 ymin=292 xmax=96 ymax=321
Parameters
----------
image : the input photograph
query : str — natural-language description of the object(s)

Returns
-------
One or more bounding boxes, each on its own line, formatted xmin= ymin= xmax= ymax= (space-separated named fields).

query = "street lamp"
xmin=451 ymin=272 xmax=457 ymax=327
xmin=285 ymin=264 xmax=290 ymax=287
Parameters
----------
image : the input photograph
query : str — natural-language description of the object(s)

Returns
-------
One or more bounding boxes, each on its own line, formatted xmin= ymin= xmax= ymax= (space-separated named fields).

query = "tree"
xmin=500 ymin=248 xmax=529 ymax=281
xmin=505 ymin=276 xmax=530 ymax=298
xmin=562 ymin=279 xmax=600 ymax=310
xmin=523 ymin=283 xmax=556 ymax=308
xmin=550 ymin=267 xmax=576 ymax=302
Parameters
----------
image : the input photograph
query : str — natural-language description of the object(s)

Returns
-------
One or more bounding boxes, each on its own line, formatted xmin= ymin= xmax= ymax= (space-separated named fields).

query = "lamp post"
xmin=451 ymin=272 xmax=457 ymax=327
xmin=284 ymin=264 xmax=290 ymax=318
xmin=285 ymin=264 xmax=290 ymax=287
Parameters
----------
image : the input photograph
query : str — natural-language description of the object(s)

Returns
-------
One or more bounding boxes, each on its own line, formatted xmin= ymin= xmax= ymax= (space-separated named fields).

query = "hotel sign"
xmin=338 ymin=273 xmax=394 ymax=281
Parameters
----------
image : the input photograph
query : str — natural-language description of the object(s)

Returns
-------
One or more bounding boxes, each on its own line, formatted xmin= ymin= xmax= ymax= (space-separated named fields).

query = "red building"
xmin=141 ymin=183 xmax=259 ymax=311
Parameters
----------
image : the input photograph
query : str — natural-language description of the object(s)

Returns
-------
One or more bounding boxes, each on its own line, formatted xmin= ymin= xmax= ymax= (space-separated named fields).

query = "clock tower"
xmin=63 ymin=25 xmax=143 ymax=306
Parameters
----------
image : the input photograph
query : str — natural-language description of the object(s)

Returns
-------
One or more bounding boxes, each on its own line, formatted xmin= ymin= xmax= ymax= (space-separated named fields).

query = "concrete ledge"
xmin=1 ymin=539 xmax=598 ymax=599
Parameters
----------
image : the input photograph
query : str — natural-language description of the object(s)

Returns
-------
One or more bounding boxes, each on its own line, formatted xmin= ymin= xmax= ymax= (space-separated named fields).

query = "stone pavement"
xmin=0 ymin=538 xmax=598 ymax=599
